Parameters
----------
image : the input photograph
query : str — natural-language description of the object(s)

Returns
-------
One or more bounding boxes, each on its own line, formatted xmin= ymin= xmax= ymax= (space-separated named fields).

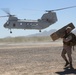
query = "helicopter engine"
xmin=41 ymin=11 xmax=57 ymax=24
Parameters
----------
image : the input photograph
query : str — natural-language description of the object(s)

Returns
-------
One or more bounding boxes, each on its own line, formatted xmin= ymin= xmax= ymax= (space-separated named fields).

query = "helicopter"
xmin=1 ymin=6 xmax=76 ymax=33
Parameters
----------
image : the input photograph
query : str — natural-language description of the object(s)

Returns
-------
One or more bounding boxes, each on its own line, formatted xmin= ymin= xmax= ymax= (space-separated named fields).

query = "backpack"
xmin=70 ymin=33 xmax=76 ymax=46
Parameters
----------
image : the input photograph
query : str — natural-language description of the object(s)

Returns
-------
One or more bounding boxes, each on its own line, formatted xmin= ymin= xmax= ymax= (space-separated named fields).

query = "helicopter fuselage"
xmin=4 ymin=11 xmax=57 ymax=33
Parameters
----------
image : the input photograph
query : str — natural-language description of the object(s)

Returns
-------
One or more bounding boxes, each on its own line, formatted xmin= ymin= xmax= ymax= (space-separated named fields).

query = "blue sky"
xmin=0 ymin=0 xmax=76 ymax=38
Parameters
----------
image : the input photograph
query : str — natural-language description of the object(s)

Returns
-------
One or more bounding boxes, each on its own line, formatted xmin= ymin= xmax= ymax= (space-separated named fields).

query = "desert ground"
xmin=0 ymin=41 xmax=76 ymax=75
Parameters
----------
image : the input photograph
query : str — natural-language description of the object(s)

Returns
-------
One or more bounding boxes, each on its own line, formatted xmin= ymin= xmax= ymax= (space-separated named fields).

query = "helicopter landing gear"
xmin=10 ymin=30 xmax=12 ymax=33
xmin=39 ymin=30 xmax=41 ymax=32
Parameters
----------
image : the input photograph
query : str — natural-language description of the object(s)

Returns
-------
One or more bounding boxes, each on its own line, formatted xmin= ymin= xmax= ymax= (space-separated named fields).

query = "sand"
xmin=0 ymin=42 xmax=76 ymax=75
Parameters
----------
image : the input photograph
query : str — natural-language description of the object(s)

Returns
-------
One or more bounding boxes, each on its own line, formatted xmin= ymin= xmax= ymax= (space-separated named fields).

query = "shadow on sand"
xmin=55 ymin=67 xmax=76 ymax=75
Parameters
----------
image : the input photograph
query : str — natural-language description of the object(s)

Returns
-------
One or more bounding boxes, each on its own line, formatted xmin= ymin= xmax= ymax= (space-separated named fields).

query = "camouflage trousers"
xmin=61 ymin=45 xmax=72 ymax=63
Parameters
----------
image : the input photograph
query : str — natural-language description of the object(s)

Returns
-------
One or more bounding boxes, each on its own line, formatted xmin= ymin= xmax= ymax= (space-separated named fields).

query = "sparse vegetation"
xmin=0 ymin=36 xmax=52 ymax=43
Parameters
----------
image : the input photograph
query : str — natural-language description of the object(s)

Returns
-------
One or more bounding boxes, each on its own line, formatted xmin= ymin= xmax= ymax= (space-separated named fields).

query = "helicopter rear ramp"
xmin=50 ymin=23 xmax=75 ymax=41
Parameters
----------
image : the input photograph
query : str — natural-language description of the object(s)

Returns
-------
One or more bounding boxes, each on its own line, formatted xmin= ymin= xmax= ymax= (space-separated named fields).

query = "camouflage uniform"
xmin=61 ymin=27 xmax=74 ymax=69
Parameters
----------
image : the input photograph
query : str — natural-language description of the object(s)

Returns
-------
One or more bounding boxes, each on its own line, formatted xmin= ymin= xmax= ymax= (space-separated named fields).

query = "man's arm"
xmin=63 ymin=35 xmax=72 ymax=42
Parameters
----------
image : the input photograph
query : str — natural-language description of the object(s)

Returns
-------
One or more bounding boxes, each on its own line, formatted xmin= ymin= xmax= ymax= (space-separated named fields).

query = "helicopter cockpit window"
xmin=6 ymin=21 xmax=9 ymax=24
xmin=6 ymin=21 xmax=10 ymax=26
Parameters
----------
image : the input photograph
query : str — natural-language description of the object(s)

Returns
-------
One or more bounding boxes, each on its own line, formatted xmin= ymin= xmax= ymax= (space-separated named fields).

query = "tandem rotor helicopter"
xmin=0 ymin=6 xmax=76 ymax=33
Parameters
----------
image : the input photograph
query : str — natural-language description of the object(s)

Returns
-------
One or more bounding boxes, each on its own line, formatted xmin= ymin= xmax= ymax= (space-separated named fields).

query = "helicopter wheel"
xmin=10 ymin=31 xmax=12 ymax=33
xmin=39 ymin=30 xmax=41 ymax=32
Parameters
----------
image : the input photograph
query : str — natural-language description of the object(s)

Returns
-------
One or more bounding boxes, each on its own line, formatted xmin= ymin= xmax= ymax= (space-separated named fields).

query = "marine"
xmin=61 ymin=26 xmax=75 ymax=69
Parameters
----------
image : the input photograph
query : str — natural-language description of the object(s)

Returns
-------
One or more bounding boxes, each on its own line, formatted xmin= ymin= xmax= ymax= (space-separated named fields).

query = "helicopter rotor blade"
xmin=46 ymin=6 xmax=76 ymax=12
xmin=0 ymin=16 xmax=7 ymax=17
xmin=1 ymin=8 xmax=15 ymax=17
xmin=1 ymin=8 xmax=11 ymax=15
xmin=0 ymin=15 xmax=8 ymax=18
xmin=0 ymin=15 xmax=15 ymax=18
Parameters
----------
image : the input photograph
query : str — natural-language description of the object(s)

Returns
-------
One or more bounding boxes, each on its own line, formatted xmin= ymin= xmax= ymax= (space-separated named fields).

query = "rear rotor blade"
xmin=46 ymin=6 xmax=76 ymax=12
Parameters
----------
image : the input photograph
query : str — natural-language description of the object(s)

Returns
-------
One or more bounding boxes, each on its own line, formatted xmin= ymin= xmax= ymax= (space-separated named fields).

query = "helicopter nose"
xmin=4 ymin=23 xmax=7 ymax=28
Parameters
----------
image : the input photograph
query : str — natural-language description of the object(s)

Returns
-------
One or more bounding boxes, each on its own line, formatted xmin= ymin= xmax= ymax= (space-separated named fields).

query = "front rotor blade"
xmin=0 ymin=15 xmax=8 ymax=17
xmin=1 ymin=8 xmax=11 ymax=15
